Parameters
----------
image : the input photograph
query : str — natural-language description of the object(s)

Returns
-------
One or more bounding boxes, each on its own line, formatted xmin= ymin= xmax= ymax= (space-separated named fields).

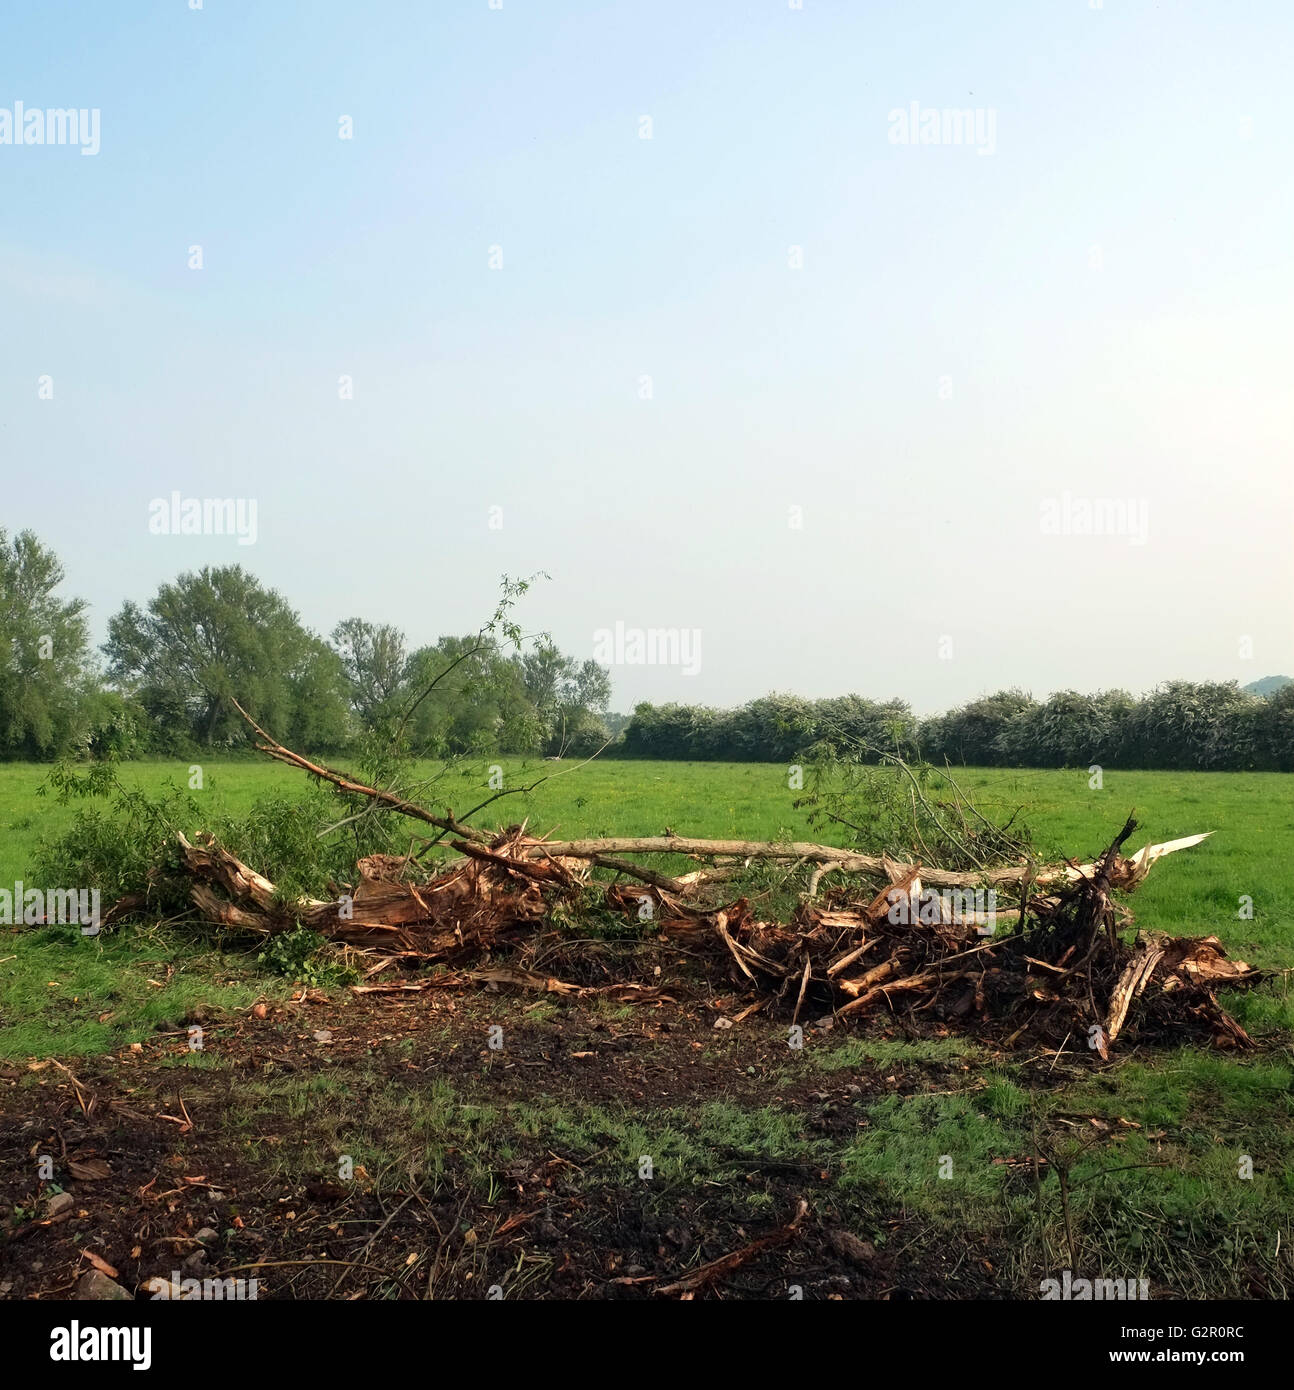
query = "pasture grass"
xmin=1 ymin=757 xmax=1290 ymax=1293
xmin=1 ymin=758 xmax=1291 ymax=1056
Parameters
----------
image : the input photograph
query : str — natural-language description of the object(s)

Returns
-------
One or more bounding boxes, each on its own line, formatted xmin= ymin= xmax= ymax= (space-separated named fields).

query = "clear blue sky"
xmin=3 ymin=0 xmax=1290 ymax=711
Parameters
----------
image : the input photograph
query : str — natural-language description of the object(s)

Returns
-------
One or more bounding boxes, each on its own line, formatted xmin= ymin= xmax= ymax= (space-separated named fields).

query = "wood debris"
xmin=149 ymin=807 xmax=1263 ymax=1055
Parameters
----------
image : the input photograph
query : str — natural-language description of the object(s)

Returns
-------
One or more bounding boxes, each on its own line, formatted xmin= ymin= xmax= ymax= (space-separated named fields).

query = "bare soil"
xmin=0 ymin=990 xmax=1009 ymax=1301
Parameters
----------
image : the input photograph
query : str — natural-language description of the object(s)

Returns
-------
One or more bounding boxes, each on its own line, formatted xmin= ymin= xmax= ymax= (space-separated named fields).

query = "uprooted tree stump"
xmin=155 ymin=805 xmax=1263 ymax=1057
xmin=112 ymin=712 xmax=1263 ymax=1054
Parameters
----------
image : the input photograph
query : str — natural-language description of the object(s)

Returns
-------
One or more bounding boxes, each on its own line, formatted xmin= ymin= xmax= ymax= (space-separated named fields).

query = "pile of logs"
xmin=122 ymin=710 xmax=1263 ymax=1052
xmin=164 ymin=805 xmax=1262 ymax=1053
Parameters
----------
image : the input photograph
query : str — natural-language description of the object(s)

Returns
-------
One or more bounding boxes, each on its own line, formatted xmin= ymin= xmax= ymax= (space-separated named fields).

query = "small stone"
xmin=827 ymin=1229 xmax=877 ymax=1266
xmin=45 ymin=1191 xmax=74 ymax=1217
xmin=313 ymin=1029 xmax=333 ymax=1043
xmin=713 ymin=1017 xmax=733 ymax=1030
xmin=76 ymin=1269 xmax=132 ymax=1301
xmin=194 ymin=1227 xmax=218 ymax=1243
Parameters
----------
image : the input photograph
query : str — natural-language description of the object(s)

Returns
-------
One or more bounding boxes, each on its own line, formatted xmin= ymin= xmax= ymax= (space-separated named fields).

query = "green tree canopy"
xmin=104 ymin=565 xmax=348 ymax=749
xmin=330 ymin=618 xmax=408 ymax=728
xmin=0 ymin=529 xmax=94 ymax=756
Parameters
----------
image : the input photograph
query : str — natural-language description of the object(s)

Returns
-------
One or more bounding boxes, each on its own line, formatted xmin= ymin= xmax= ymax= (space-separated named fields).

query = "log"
xmin=149 ymin=812 xmax=1261 ymax=1056
xmin=527 ymin=834 xmax=1211 ymax=889
xmin=1104 ymin=941 xmax=1165 ymax=1043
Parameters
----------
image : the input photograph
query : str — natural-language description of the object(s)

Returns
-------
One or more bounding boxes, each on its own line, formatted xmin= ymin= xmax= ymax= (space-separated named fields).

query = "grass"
xmin=827 ymin=1050 xmax=1294 ymax=1294
xmin=814 ymin=1037 xmax=986 ymax=1068
xmin=1 ymin=757 xmax=1290 ymax=945
xmin=0 ymin=921 xmax=263 ymax=1059
xmin=1 ymin=758 xmax=1291 ymax=1054
xmin=214 ymin=1064 xmax=821 ymax=1214
xmin=841 ymin=1088 xmax=1026 ymax=1204
xmin=1 ymin=757 xmax=1292 ymax=1297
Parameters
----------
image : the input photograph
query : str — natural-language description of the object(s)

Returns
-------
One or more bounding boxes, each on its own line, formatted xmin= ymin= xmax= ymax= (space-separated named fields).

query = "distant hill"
xmin=1243 ymin=675 xmax=1293 ymax=697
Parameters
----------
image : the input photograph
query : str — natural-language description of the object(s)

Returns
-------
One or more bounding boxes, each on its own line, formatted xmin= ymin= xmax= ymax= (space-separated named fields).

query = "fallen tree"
xmin=105 ymin=711 xmax=1261 ymax=1054
xmin=159 ymin=806 xmax=1261 ymax=1055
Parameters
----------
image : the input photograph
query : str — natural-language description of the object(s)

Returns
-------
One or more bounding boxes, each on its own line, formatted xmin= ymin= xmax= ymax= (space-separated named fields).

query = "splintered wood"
xmin=159 ymin=812 xmax=1263 ymax=1057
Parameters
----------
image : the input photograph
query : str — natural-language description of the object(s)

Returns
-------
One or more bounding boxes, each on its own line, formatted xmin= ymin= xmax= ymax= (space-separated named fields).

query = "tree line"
xmin=0 ymin=530 xmax=612 ymax=760
xmin=2 ymin=527 xmax=1291 ymax=769
xmin=616 ymin=684 xmax=1294 ymax=771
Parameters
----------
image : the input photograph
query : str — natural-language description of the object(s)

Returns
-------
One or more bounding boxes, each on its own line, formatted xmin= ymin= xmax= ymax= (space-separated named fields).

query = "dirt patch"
xmin=0 ymin=991 xmax=1008 ymax=1300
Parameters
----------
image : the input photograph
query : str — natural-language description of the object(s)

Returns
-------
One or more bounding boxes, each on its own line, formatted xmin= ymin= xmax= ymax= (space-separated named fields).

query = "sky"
xmin=2 ymin=0 xmax=1291 ymax=714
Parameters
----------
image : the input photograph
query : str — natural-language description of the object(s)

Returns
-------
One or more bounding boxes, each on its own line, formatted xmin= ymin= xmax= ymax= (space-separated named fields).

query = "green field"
xmin=2 ymin=756 xmax=1290 ymax=953
xmin=2 ymin=757 xmax=1291 ymax=1055
xmin=2 ymin=759 xmax=1292 ymax=1300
